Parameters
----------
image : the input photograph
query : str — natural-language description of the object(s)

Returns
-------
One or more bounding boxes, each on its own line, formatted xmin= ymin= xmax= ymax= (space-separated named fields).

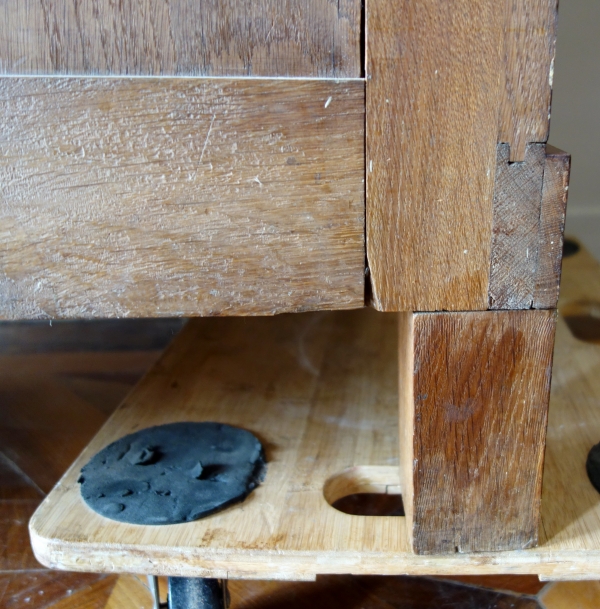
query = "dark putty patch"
xmin=78 ymin=422 xmax=266 ymax=525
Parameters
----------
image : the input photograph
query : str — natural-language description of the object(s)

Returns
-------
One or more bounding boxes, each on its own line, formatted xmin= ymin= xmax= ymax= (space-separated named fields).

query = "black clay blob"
xmin=586 ymin=442 xmax=600 ymax=494
xmin=78 ymin=422 xmax=266 ymax=525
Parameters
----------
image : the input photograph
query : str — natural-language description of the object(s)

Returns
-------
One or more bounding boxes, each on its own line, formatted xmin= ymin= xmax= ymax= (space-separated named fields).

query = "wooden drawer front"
xmin=0 ymin=0 xmax=362 ymax=78
xmin=0 ymin=78 xmax=365 ymax=319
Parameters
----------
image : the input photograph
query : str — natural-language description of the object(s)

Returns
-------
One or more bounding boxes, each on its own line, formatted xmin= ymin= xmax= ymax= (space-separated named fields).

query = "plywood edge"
xmin=29 ymin=526 xmax=600 ymax=581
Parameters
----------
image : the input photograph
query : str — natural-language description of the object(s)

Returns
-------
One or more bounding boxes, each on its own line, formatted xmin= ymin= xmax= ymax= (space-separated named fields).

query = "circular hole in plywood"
xmin=324 ymin=466 xmax=404 ymax=517
xmin=563 ymin=237 xmax=581 ymax=258
xmin=332 ymin=493 xmax=405 ymax=516
xmin=561 ymin=300 xmax=600 ymax=344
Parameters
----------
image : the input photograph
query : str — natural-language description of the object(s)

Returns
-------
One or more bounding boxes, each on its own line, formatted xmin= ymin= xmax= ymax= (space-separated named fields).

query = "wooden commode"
xmin=0 ymin=0 xmax=589 ymax=591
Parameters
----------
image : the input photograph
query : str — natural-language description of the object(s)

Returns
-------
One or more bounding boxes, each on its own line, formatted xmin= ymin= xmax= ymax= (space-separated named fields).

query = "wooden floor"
xmin=2 ymin=243 xmax=600 ymax=607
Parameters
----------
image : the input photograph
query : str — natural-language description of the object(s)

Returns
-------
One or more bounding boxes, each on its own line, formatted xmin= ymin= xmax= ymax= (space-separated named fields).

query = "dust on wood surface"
xmin=0 ymin=77 xmax=365 ymax=319
xmin=0 ymin=0 xmax=362 ymax=78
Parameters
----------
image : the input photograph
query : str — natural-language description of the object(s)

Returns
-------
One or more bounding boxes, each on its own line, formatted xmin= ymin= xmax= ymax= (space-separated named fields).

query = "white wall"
xmin=551 ymin=0 xmax=600 ymax=259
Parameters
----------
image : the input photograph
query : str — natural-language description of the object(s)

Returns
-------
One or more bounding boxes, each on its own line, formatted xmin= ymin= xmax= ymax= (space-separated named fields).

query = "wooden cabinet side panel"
xmin=408 ymin=310 xmax=556 ymax=554
xmin=0 ymin=0 xmax=362 ymax=78
xmin=0 ymin=78 xmax=365 ymax=319
xmin=499 ymin=0 xmax=557 ymax=162
xmin=366 ymin=0 xmax=503 ymax=312
xmin=366 ymin=0 xmax=560 ymax=311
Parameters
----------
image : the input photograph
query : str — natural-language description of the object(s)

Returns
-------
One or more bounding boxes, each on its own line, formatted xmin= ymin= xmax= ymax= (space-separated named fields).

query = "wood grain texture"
xmin=489 ymin=143 xmax=546 ymax=309
xmin=29 ymin=259 xmax=600 ymax=579
xmin=533 ymin=146 xmax=570 ymax=308
xmin=403 ymin=310 xmax=556 ymax=554
xmin=366 ymin=0 xmax=560 ymax=311
xmin=489 ymin=143 xmax=570 ymax=310
xmin=0 ymin=0 xmax=361 ymax=78
xmin=499 ymin=0 xmax=557 ymax=162
xmin=43 ymin=574 xmax=117 ymax=609
xmin=0 ymin=499 xmax=43 ymax=570
xmin=366 ymin=0 xmax=503 ymax=312
xmin=0 ymin=77 xmax=365 ymax=319
xmin=103 ymin=575 xmax=154 ymax=609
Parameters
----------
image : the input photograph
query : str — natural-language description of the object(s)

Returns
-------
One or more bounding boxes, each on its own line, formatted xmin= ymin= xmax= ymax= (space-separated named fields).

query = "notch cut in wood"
xmin=366 ymin=0 xmax=560 ymax=312
xmin=489 ymin=143 xmax=570 ymax=310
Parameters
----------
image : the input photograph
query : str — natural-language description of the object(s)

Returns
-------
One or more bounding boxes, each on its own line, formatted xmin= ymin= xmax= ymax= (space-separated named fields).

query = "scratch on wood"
xmin=199 ymin=114 xmax=216 ymax=165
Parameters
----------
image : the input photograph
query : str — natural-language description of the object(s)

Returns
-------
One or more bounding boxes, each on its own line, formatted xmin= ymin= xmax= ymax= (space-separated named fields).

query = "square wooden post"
xmin=399 ymin=310 xmax=556 ymax=554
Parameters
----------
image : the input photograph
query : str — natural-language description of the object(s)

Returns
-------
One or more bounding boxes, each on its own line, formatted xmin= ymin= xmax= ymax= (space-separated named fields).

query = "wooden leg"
xmin=399 ymin=309 xmax=556 ymax=554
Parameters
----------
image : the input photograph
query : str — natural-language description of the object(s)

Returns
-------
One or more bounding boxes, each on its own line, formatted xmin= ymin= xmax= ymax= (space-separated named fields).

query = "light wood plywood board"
xmin=29 ymin=246 xmax=600 ymax=580
xmin=0 ymin=77 xmax=365 ymax=319
xmin=0 ymin=0 xmax=362 ymax=78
